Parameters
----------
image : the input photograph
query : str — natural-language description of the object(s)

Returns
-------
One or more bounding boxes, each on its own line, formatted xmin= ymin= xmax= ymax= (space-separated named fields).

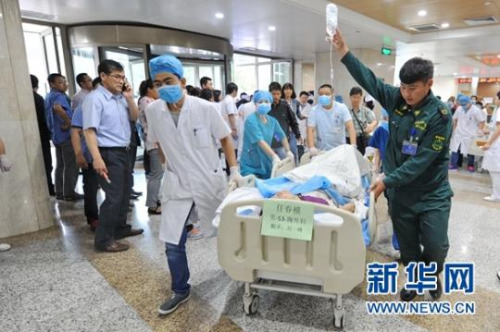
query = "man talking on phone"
xmin=83 ymin=59 xmax=144 ymax=252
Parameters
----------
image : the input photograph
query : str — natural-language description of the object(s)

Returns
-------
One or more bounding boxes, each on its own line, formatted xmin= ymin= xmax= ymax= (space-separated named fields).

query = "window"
xmin=71 ymin=48 xmax=96 ymax=84
xmin=234 ymin=53 xmax=292 ymax=94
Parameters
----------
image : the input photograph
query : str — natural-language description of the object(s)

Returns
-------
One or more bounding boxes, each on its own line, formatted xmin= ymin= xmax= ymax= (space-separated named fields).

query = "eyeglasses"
xmin=107 ymin=74 xmax=126 ymax=81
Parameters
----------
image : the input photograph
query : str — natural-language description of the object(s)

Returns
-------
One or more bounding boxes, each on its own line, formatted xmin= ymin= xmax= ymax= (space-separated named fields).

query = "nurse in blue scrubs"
xmin=240 ymin=90 xmax=293 ymax=179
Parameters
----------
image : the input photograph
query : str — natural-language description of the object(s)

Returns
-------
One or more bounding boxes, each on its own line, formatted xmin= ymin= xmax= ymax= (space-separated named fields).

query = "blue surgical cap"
xmin=458 ymin=95 xmax=470 ymax=107
xmin=381 ymin=108 xmax=388 ymax=118
xmin=149 ymin=54 xmax=184 ymax=80
xmin=253 ymin=90 xmax=272 ymax=104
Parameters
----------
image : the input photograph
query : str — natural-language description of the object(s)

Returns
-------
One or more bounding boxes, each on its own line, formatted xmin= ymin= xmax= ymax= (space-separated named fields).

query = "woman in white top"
xmin=138 ymin=79 xmax=161 ymax=214
xmin=482 ymin=91 xmax=500 ymax=202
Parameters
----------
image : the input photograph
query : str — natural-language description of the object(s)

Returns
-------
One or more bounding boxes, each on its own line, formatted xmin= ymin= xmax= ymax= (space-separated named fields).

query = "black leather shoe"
xmin=428 ymin=278 xmax=442 ymax=301
xmin=115 ymin=228 xmax=144 ymax=240
xmin=98 ymin=241 xmax=129 ymax=252
xmin=131 ymin=190 xmax=143 ymax=197
xmin=400 ymin=288 xmax=417 ymax=301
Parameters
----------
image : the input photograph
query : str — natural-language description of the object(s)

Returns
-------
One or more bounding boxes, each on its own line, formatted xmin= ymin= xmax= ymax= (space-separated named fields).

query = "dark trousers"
xmin=129 ymin=144 xmax=138 ymax=190
xmin=389 ymin=189 xmax=451 ymax=274
xmin=54 ymin=139 xmax=78 ymax=198
xmin=165 ymin=205 xmax=194 ymax=295
xmin=95 ymin=148 xmax=132 ymax=249
xmin=346 ymin=135 xmax=367 ymax=155
xmin=41 ymin=138 xmax=54 ymax=195
xmin=450 ymin=148 xmax=474 ymax=168
xmin=82 ymin=163 xmax=99 ymax=222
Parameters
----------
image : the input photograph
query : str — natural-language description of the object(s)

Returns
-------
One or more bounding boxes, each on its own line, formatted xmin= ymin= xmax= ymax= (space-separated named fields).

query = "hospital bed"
xmin=218 ymin=149 xmax=377 ymax=330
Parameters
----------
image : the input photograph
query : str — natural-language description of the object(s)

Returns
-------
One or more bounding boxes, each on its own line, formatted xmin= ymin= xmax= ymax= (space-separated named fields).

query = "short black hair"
xmin=185 ymin=85 xmax=194 ymax=94
xmin=399 ymin=57 xmax=433 ymax=84
xmin=497 ymin=91 xmax=500 ymax=99
xmin=30 ymin=74 xmax=38 ymax=89
xmin=200 ymin=88 xmax=214 ymax=101
xmin=47 ymin=73 xmax=64 ymax=84
xmin=299 ymin=91 xmax=309 ymax=97
xmin=240 ymin=92 xmax=248 ymax=98
xmin=318 ymin=84 xmax=334 ymax=93
xmin=349 ymin=86 xmax=363 ymax=96
xmin=268 ymin=81 xmax=282 ymax=92
xmin=200 ymin=76 xmax=212 ymax=87
xmin=213 ymin=89 xmax=222 ymax=101
xmin=76 ymin=73 xmax=88 ymax=87
xmin=97 ymin=59 xmax=124 ymax=76
xmin=138 ymin=79 xmax=154 ymax=98
xmin=226 ymin=82 xmax=238 ymax=95
xmin=190 ymin=87 xmax=201 ymax=97
xmin=282 ymin=83 xmax=296 ymax=99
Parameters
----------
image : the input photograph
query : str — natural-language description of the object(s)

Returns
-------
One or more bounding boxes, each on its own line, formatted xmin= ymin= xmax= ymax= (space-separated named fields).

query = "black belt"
xmin=99 ymin=146 xmax=130 ymax=151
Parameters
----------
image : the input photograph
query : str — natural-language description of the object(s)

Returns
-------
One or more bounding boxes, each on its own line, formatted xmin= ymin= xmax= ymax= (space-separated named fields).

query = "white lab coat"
xmin=237 ymin=102 xmax=256 ymax=159
xmin=220 ymin=94 xmax=240 ymax=148
xmin=482 ymin=110 xmax=500 ymax=172
xmin=450 ymin=105 xmax=486 ymax=155
xmin=146 ymin=96 xmax=231 ymax=245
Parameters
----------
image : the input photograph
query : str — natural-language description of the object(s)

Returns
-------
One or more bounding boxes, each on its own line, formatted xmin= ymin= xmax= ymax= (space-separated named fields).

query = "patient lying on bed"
xmin=274 ymin=190 xmax=356 ymax=213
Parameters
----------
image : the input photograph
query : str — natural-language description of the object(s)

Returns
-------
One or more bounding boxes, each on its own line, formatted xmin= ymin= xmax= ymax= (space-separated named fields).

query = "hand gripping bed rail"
xmin=217 ymin=199 xmax=366 ymax=295
xmin=271 ymin=156 xmax=295 ymax=178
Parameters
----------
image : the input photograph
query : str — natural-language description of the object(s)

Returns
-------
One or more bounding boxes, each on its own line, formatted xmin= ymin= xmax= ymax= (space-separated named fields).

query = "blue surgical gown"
xmin=240 ymin=113 xmax=285 ymax=179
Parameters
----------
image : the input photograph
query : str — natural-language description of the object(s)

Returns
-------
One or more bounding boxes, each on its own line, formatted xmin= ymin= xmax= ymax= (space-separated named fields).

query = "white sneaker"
xmin=0 ymin=243 xmax=11 ymax=252
xmin=483 ymin=196 xmax=500 ymax=202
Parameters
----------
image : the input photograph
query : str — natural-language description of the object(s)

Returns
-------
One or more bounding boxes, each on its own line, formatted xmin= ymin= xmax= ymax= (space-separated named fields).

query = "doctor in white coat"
xmin=481 ymin=92 xmax=500 ymax=202
xmin=146 ymin=54 xmax=241 ymax=316
xmin=449 ymin=95 xmax=486 ymax=171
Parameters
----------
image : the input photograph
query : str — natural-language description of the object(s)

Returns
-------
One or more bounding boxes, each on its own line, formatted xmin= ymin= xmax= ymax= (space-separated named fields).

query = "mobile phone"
xmin=326 ymin=3 xmax=338 ymax=38
xmin=122 ymin=78 xmax=129 ymax=92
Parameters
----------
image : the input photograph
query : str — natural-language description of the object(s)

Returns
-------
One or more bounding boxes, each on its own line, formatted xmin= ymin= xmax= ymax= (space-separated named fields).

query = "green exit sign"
xmin=381 ymin=47 xmax=392 ymax=56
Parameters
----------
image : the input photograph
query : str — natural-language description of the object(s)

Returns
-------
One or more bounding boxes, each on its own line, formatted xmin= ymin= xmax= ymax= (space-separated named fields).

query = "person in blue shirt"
xmin=369 ymin=108 xmax=390 ymax=173
xmin=44 ymin=73 xmax=80 ymax=201
xmin=71 ymin=78 xmax=100 ymax=232
xmin=83 ymin=60 xmax=143 ymax=253
xmin=307 ymin=84 xmax=357 ymax=156
xmin=240 ymin=90 xmax=293 ymax=179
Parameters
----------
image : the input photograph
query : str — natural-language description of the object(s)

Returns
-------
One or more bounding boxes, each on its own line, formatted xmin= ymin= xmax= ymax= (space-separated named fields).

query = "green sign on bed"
xmin=261 ymin=200 xmax=314 ymax=241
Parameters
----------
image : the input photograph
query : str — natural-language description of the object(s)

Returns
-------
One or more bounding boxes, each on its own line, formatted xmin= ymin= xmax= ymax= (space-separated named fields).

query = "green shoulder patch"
xmin=439 ymin=108 xmax=448 ymax=115
xmin=432 ymin=134 xmax=445 ymax=151
xmin=394 ymin=109 xmax=404 ymax=116
xmin=414 ymin=120 xmax=427 ymax=131
xmin=414 ymin=110 xmax=421 ymax=117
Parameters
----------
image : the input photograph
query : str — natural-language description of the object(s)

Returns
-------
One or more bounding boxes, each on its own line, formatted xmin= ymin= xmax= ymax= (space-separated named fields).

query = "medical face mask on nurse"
xmin=256 ymin=101 xmax=271 ymax=115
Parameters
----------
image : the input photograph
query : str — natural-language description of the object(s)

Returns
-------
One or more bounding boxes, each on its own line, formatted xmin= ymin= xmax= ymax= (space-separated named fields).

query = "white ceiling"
xmin=18 ymin=0 xmax=500 ymax=78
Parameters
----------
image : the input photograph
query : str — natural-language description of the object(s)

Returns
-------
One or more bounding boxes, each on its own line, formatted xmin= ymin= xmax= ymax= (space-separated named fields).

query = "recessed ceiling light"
xmin=215 ymin=12 xmax=224 ymax=19
xmin=497 ymin=54 xmax=500 ymax=58
xmin=377 ymin=63 xmax=383 ymax=66
xmin=268 ymin=26 xmax=276 ymax=31
xmin=453 ymin=73 xmax=458 ymax=76
xmin=441 ymin=22 xmax=450 ymax=28
xmin=418 ymin=10 xmax=427 ymax=17
xmin=484 ymin=1 xmax=491 ymax=5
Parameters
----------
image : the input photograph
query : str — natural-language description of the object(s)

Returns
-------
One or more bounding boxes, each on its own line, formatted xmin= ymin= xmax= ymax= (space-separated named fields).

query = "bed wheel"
xmin=333 ymin=307 xmax=345 ymax=331
xmin=243 ymin=294 xmax=260 ymax=315
xmin=333 ymin=314 xmax=344 ymax=331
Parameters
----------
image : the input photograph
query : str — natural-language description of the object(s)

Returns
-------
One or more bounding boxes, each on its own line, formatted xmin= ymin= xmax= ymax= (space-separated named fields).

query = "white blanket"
xmin=284 ymin=145 xmax=370 ymax=198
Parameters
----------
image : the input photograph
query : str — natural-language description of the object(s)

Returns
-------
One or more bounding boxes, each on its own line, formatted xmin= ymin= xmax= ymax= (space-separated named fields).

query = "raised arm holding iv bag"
xmin=326 ymin=4 xmax=338 ymax=86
